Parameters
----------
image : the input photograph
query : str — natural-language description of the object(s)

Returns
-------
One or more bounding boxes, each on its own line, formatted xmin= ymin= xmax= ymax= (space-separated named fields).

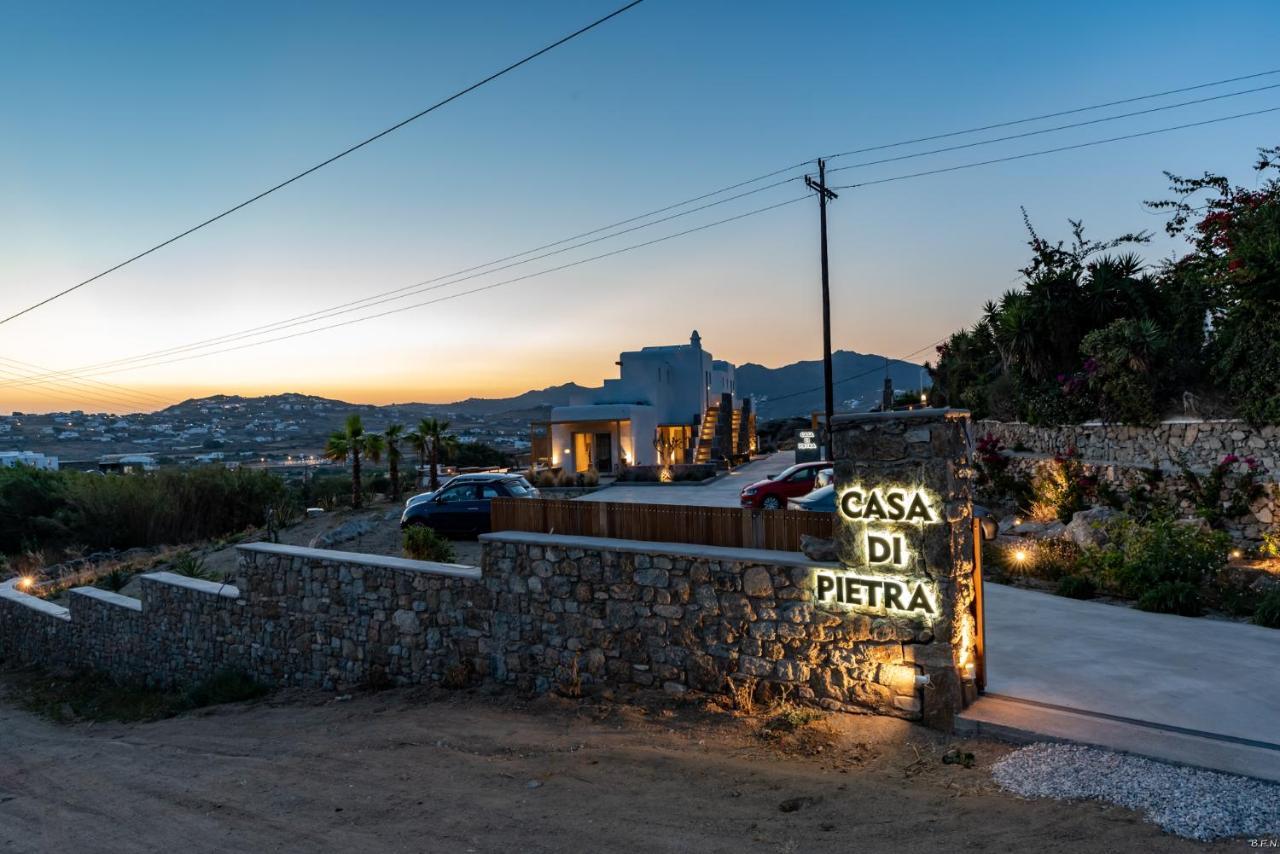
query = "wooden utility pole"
xmin=805 ymin=159 xmax=838 ymax=460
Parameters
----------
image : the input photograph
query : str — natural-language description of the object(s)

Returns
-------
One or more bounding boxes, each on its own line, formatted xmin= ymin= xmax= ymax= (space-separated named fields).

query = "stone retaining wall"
xmin=977 ymin=420 xmax=1280 ymax=544
xmin=977 ymin=420 xmax=1280 ymax=475
xmin=0 ymin=534 xmax=963 ymax=724
xmin=477 ymin=533 xmax=934 ymax=720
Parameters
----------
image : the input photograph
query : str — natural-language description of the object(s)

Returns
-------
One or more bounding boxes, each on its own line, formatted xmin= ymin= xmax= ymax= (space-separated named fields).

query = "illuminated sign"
xmin=795 ymin=429 xmax=820 ymax=462
xmin=814 ymin=572 xmax=936 ymax=615
xmin=813 ymin=483 xmax=943 ymax=619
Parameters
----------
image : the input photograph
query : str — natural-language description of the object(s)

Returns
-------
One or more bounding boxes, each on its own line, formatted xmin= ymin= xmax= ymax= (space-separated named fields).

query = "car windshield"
xmin=505 ymin=481 xmax=531 ymax=496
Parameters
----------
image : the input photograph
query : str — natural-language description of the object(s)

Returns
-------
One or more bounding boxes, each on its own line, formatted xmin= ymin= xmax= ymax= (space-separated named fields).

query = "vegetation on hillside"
xmin=929 ymin=145 xmax=1280 ymax=425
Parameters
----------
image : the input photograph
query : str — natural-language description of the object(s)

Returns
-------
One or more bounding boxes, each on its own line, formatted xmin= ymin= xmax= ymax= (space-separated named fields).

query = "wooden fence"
xmin=490 ymin=497 xmax=836 ymax=553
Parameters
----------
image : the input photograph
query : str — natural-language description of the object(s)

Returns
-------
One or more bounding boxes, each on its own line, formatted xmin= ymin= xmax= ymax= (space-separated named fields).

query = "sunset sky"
xmin=2 ymin=0 xmax=1278 ymax=413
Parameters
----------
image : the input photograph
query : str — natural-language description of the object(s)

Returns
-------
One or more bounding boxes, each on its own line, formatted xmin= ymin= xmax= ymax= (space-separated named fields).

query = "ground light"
xmin=1012 ymin=548 xmax=1029 ymax=565
xmin=16 ymin=576 xmax=36 ymax=592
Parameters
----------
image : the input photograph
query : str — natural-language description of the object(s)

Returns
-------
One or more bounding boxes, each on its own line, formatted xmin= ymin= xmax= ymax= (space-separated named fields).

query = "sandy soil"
xmin=0 ymin=683 xmax=1221 ymax=853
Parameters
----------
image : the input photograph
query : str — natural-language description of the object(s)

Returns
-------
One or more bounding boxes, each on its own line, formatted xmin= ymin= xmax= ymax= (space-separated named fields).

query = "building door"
xmin=594 ymin=432 xmax=613 ymax=472
xmin=572 ymin=432 xmax=593 ymax=473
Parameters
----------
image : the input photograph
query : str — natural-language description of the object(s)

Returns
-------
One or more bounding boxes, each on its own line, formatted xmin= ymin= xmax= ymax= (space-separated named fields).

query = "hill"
xmin=736 ymin=351 xmax=927 ymax=419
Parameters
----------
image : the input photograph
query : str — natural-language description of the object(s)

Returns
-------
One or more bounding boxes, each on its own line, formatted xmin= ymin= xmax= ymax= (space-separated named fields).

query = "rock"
xmin=1175 ymin=517 xmax=1212 ymax=534
xmin=1064 ymin=507 xmax=1119 ymax=547
xmin=308 ymin=516 xmax=378 ymax=549
xmin=799 ymin=534 xmax=839 ymax=562
xmin=742 ymin=566 xmax=774 ymax=598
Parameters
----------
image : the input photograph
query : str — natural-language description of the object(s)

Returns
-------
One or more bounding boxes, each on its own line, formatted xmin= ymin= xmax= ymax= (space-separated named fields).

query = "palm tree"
xmin=323 ymin=414 xmax=384 ymax=508
xmin=383 ymin=423 xmax=405 ymax=500
xmin=413 ymin=417 xmax=453 ymax=491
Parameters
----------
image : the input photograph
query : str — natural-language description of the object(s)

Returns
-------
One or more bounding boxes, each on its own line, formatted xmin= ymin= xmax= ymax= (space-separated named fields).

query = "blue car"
xmin=787 ymin=483 xmax=836 ymax=513
xmin=400 ymin=474 xmax=536 ymax=536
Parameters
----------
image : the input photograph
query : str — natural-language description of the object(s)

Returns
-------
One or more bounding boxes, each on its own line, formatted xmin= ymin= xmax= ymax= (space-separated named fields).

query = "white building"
xmin=537 ymin=331 xmax=755 ymax=473
xmin=0 ymin=451 xmax=59 ymax=471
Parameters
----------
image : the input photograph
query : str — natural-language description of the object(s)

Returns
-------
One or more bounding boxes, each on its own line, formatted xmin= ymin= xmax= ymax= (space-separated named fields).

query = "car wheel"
xmin=762 ymin=496 xmax=781 ymax=510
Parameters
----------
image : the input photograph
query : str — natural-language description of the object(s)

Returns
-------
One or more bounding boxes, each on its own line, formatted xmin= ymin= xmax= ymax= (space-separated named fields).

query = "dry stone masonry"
xmin=0 ymin=411 xmax=982 ymax=729
xmin=978 ymin=419 xmax=1280 ymax=544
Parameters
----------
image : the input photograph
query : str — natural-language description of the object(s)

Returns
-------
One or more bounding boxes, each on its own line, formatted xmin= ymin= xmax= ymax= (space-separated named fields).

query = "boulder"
xmin=309 ymin=515 xmax=379 ymax=549
xmin=1064 ymin=507 xmax=1120 ymax=548
xmin=799 ymin=534 xmax=839 ymax=562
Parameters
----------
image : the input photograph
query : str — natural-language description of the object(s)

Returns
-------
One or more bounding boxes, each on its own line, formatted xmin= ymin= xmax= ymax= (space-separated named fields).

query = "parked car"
xmin=739 ymin=460 xmax=831 ymax=509
xmin=404 ymin=472 xmax=538 ymax=510
xmin=400 ymin=474 xmax=538 ymax=536
xmin=787 ymin=483 xmax=835 ymax=513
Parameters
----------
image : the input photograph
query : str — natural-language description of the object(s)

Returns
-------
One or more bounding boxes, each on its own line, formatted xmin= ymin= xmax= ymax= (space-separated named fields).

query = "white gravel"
xmin=992 ymin=743 xmax=1280 ymax=841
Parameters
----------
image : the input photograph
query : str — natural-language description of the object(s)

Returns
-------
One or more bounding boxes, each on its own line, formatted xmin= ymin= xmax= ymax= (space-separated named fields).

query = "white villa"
xmin=534 ymin=331 xmax=756 ymax=473
xmin=0 ymin=451 xmax=59 ymax=471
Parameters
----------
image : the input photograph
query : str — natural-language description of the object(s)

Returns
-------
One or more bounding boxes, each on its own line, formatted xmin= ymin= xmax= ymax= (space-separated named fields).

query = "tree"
xmin=383 ymin=424 xmax=405 ymax=500
xmin=405 ymin=428 xmax=428 ymax=488
xmin=411 ymin=417 xmax=455 ymax=491
xmin=323 ymin=414 xmax=384 ymax=508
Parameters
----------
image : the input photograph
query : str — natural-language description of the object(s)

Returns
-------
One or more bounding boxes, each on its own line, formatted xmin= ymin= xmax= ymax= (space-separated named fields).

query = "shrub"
xmin=1136 ymin=581 xmax=1203 ymax=616
xmin=1254 ymin=589 xmax=1280 ymax=628
xmin=170 ymin=551 xmax=214 ymax=581
xmin=1028 ymin=448 xmax=1096 ymax=524
xmin=403 ymin=525 xmax=456 ymax=562
xmin=581 ymin=467 xmax=600 ymax=487
xmin=1056 ymin=574 xmax=1097 ymax=599
xmin=1082 ymin=515 xmax=1229 ymax=607
xmin=993 ymin=537 xmax=1081 ymax=581
xmin=96 ymin=568 xmax=132 ymax=592
xmin=534 ymin=470 xmax=557 ymax=489
xmin=1177 ymin=454 xmax=1265 ymax=530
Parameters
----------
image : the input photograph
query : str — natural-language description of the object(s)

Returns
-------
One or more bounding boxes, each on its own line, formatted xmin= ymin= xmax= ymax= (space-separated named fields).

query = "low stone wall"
xmin=977 ymin=419 xmax=1280 ymax=475
xmin=0 ymin=535 xmax=958 ymax=725
xmin=477 ymin=533 xmax=934 ymax=720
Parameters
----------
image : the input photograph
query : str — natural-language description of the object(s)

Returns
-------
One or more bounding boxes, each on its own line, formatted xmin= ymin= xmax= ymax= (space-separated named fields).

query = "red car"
xmin=740 ymin=461 xmax=832 ymax=509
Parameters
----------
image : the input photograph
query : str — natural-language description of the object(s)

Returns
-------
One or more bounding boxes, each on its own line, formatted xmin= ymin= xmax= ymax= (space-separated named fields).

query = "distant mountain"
xmin=441 ymin=383 xmax=589 ymax=416
xmin=737 ymin=350 xmax=928 ymax=420
xmin=157 ymin=356 xmax=922 ymax=425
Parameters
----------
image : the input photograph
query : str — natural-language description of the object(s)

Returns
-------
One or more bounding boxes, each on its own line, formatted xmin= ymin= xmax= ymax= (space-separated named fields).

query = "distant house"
xmin=0 ymin=451 xmax=59 ymax=471
xmin=97 ymin=453 xmax=157 ymax=474
xmin=534 ymin=330 xmax=756 ymax=473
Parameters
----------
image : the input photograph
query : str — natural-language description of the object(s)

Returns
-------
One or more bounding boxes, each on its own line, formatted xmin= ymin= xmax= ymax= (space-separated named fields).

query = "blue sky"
xmin=1 ymin=0 xmax=1278 ymax=411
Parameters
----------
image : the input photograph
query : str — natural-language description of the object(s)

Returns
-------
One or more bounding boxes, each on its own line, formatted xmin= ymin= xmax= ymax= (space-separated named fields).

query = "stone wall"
xmin=977 ymin=419 xmax=1280 ymax=475
xmin=977 ymin=419 xmax=1280 ymax=544
xmin=477 ymin=533 xmax=929 ymax=720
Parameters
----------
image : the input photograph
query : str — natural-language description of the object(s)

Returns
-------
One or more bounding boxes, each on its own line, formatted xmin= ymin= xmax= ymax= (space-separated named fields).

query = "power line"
xmin=41 ymin=175 xmax=808 ymax=377
xmin=0 ymin=355 xmax=170 ymax=405
xmin=6 ymin=77 xmax=1279 ymax=394
xmin=8 ymin=66 xmax=1278 ymax=385
xmin=762 ymin=340 xmax=948 ymax=405
xmin=830 ymin=105 xmax=1280 ymax=191
xmin=826 ymin=81 xmax=1280 ymax=176
xmin=822 ymin=67 xmax=1280 ymax=160
xmin=0 ymin=0 xmax=648 ymax=328
xmin=17 ymin=196 xmax=810 ymax=380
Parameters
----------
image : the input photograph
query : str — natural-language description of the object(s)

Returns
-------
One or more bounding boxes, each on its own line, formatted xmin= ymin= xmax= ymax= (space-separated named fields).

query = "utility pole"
xmin=805 ymin=159 xmax=838 ymax=461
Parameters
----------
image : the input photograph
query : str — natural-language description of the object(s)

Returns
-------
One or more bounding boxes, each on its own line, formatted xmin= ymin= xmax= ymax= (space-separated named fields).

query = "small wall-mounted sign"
xmin=795 ymin=429 xmax=821 ymax=463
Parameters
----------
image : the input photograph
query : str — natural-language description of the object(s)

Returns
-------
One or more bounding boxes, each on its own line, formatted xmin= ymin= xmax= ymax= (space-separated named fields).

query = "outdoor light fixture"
xmin=1013 ymin=549 xmax=1028 ymax=564
xmin=16 ymin=576 xmax=35 ymax=592
xmin=1231 ymin=549 xmax=1243 ymax=559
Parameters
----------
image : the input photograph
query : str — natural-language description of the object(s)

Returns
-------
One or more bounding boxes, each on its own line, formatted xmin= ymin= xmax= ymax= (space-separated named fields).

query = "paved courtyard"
xmin=577 ymin=451 xmax=798 ymax=507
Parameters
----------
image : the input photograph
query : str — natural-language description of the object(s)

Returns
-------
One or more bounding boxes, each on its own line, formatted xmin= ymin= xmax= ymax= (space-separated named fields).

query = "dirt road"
xmin=0 ymin=684 xmax=1215 ymax=853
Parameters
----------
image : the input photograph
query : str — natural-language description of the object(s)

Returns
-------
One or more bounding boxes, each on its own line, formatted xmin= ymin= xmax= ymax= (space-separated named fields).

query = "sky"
xmin=1 ymin=0 xmax=1278 ymax=413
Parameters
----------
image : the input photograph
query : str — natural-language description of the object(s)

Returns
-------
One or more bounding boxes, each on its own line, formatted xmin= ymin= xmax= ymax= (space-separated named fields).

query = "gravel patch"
xmin=992 ymin=743 xmax=1280 ymax=841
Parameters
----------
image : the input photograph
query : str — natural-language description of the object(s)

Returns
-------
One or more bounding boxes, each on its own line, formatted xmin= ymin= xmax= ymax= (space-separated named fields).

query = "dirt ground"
xmin=0 ymin=681 xmax=1224 ymax=853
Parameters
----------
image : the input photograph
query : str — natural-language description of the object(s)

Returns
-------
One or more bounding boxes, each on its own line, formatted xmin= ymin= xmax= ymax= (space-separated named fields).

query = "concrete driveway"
xmin=577 ymin=451 xmax=799 ymax=507
xmin=965 ymin=582 xmax=1280 ymax=780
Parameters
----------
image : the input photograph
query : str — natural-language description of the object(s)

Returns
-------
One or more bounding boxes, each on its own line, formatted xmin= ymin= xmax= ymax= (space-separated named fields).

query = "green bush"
xmin=170 ymin=551 xmax=214 ymax=581
xmin=1079 ymin=515 xmax=1230 ymax=614
xmin=1254 ymin=589 xmax=1280 ymax=629
xmin=1136 ymin=581 xmax=1203 ymax=616
xmin=403 ymin=525 xmax=456 ymax=562
xmin=1056 ymin=574 xmax=1097 ymax=599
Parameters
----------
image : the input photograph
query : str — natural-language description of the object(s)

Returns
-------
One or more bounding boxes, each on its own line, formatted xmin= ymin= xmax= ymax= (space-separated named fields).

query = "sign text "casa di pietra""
xmin=813 ymin=485 xmax=940 ymax=618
